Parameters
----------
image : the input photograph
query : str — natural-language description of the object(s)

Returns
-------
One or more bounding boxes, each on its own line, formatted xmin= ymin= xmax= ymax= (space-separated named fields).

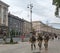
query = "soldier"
xmin=29 ymin=35 xmax=36 ymax=50
xmin=44 ymin=34 xmax=49 ymax=50
xmin=37 ymin=34 xmax=43 ymax=50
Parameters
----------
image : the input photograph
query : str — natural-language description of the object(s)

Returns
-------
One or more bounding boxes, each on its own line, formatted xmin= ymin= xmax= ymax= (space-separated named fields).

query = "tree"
xmin=10 ymin=29 xmax=15 ymax=43
xmin=52 ymin=0 xmax=60 ymax=16
xmin=19 ymin=32 xmax=21 ymax=35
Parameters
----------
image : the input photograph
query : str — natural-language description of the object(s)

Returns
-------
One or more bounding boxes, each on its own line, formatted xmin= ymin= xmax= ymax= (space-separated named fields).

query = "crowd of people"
xmin=20 ymin=32 xmax=59 ymax=50
xmin=29 ymin=33 xmax=50 ymax=50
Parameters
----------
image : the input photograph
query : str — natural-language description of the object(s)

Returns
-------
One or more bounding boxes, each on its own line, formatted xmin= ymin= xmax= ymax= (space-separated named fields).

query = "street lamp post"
xmin=27 ymin=3 xmax=33 ymax=33
xmin=46 ymin=21 xmax=49 ymax=32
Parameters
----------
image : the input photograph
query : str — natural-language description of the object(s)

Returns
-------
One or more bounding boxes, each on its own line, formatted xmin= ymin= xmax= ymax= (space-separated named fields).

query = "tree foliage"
xmin=10 ymin=29 xmax=15 ymax=36
xmin=10 ymin=29 xmax=15 ymax=43
xmin=52 ymin=0 xmax=60 ymax=16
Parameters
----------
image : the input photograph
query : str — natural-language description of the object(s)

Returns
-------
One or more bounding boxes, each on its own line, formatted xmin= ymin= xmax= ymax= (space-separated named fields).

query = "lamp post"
xmin=27 ymin=3 xmax=33 ymax=33
xmin=46 ymin=21 xmax=49 ymax=32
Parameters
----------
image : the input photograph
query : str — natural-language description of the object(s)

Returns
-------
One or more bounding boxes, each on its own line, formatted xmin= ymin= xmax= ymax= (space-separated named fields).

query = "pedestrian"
xmin=37 ymin=34 xmax=43 ymax=50
xmin=21 ymin=34 xmax=25 ymax=42
xmin=3 ymin=31 xmax=7 ymax=43
xmin=29 ymin=34 xmax=36 ymax=50
xmin=55 ymin=35 xmax=57 ymax=39
xmin=44 ymin=34 xmax=49 ymax=50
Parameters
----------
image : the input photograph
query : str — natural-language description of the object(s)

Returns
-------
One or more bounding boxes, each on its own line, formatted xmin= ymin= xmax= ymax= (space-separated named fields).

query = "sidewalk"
xmin=0 ymin=39 xmax=60 ymax=53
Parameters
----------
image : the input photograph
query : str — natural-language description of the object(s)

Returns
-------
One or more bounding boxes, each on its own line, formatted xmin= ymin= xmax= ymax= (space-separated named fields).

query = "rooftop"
xmin=0 ymin=0 xmax=9 ymax=7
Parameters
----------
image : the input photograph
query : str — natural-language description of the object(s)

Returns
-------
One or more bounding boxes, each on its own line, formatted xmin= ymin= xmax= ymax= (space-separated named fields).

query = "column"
xmin=6 ymin=8 xmax=8 ymax=26
xmin=0 ymin=5 xmax=1 ymax=24
xmin=1 ymin=5 xmax=3 ymax=25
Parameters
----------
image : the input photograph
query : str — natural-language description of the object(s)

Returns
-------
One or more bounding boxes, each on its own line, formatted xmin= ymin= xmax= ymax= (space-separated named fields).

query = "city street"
xmin=0 ymin=39 xmax=60 ymax=53
xmin=0 ymin=0 xmax=60 ymax=53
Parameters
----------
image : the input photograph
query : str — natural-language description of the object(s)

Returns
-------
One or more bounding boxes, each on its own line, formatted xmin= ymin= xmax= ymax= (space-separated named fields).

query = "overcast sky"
xmin=1 ymin=0 xmax=60 ymax=29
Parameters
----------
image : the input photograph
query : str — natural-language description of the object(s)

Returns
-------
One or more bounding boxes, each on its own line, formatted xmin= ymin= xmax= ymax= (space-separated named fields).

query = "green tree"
xmin=19 ymin=32 xmax=21 ymax=35
xmin=52 ymin=0 xmax=60 ymax=16
xmin=16 ymin=31 xmax=18 ymax=35
xmin=10 ymin=29 xmax=15 ymax=43
xmin=10 ymin=29 xmax=15 ymax=37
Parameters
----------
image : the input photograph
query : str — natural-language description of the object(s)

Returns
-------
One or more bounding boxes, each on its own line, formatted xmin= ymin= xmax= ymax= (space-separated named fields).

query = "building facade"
xmin=32 ymin=21 xmax=41 ymax=33
xmin=32 ymin=21 xmax=60 ymax=36
xmin=23 ymin=20 xmax=31 ymax=35
xmin=8 ymin=13 xmax=24 ymax=37
xmin=8 ymin=13 xmax=31 ymax=37
xmin=0 ymin=1 xmax=9 ymax=37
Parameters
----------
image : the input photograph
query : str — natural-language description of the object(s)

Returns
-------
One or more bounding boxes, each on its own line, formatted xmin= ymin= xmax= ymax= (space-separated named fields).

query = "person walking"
xmin=44 ymin=34 xmax=49 ymax=50
xmin=21 ymin=34 xmax=25 ymax=42
xmin=29 ymin=35 xmax=36 ymax=50
xmin=37 ymin=34 xmax=43 ymax=50
xmin=3 ymin=31 xmax=7 ymax=43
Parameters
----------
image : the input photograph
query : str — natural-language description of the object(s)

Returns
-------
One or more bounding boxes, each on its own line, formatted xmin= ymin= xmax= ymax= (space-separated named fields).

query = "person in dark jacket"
xmin=44 ymin=34 xmax=49 ymax=50
xmin=3 ymin=31 xmax=7 ymax=43
xmin=29 ymin=35 xmax=36 ymax=50
xmin=37 ymin=34 xmax=43 ymax=50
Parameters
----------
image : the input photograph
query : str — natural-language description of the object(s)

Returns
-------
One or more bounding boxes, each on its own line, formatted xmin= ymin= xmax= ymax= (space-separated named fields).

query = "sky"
xmin=1 ymin=0 xmax=60 ymax=29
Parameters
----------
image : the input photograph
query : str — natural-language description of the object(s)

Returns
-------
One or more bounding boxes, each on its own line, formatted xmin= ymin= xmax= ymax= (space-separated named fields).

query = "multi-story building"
xmin=23 ymin=20 xmax=31 ymax=35
xmin=8 ymin=13 xmax=31 ymax=37
xmin=0 ymin=1 xmax=9 ymax=35
xmin=32 ymin=21 xmax=41 ymax=32
xmin=8 ymin=13 xmax=24 ymax=37
xmin=32 ymin=21 xmax=60 ymax=36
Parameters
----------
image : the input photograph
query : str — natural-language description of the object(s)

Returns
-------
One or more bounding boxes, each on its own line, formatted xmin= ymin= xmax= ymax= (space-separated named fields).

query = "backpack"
xmin=38 ymin=36 xmax=43 ymax=41
xmin=45 ymin=36 xmax=49 ymax=41
xmin=32 ymin=36 xmax=36 ymax=41
xmin=30 ymin=36 xmax=36 ymax=42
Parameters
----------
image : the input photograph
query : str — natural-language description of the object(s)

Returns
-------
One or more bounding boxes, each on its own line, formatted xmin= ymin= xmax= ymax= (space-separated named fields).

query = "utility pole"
xmin=46 ymin=21 xmax=48 ymax=32
xmin=27 ymin=3 xmax=33 ymax=33
xmin=51 ymin=25 xmax=52 ymax=33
